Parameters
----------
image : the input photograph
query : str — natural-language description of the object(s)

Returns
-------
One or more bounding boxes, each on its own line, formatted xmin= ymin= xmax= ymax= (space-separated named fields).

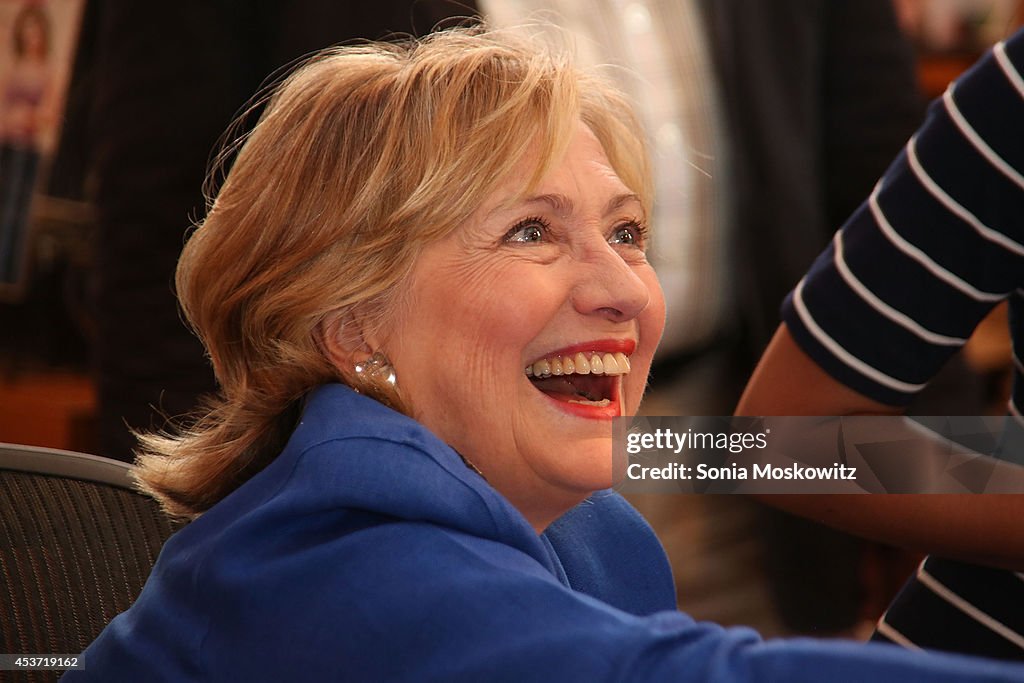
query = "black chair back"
xmin=0 ymin=443 xmax=178 ymax=682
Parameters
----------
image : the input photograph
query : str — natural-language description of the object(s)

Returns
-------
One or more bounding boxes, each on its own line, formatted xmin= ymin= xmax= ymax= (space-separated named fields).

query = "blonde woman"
xmin=69 ymin=26 xmax=1024 ymax=682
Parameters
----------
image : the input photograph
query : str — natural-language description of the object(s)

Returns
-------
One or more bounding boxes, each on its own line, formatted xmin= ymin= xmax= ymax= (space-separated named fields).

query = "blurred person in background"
xmin=62 ymin=1 xmax=474 ymax=461
xmin=1 ymin=3 xmax=54 ymax=284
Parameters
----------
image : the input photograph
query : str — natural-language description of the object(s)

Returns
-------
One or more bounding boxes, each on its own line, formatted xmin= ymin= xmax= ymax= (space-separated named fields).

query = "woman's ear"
xmin=317 ymin=310 xmax=373 ymax=377
xmin=318 ymin=309 xmax=405 ymax=413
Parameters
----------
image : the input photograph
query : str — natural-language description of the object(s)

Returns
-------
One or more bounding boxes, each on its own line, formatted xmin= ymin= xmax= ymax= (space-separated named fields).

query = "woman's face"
xmin=383 ymin=123 xmax=665 ymax=530
xmin=18 ymin=15 xmax=47 ymax=60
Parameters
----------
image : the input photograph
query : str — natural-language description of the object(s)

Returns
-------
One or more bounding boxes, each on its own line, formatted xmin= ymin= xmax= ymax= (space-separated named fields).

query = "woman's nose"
xmin=571 ymin=243 xmax=651 ymax=323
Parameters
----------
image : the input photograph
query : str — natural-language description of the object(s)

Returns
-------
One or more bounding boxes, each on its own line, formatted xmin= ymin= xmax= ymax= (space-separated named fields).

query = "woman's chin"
xmin=551 ymin=436 xmax=619 ymax=494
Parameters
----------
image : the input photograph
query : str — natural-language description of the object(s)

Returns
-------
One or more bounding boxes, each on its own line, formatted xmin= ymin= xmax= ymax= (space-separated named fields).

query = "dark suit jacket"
xmin=699 ymin=0 xmax=924 ymax=368
xmin=63 ymin=2 xmax=477 ymax=460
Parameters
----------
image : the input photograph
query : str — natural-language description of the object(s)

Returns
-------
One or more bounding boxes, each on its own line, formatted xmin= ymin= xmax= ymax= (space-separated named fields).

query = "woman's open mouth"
xmin=525 ymin=350 xmax=631 ymax=418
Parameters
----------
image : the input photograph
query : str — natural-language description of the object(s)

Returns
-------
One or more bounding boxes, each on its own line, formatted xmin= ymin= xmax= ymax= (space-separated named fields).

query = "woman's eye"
xmin=504 ymin=217 xmax=549 ymax=244
xmin=609 ymin=221 xmax=648 ymax=248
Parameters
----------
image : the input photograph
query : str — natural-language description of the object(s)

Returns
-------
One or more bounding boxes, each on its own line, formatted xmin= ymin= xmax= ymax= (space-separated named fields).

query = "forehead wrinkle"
xmin=604 ymin=192 xmax=642 ymax=217
xmin=486 ymin=193 xmax=575 ymax=222
xmin=488 ymin=190 xmax=640 ymax=223
xmin=525 ymin=193 xmax=573 ymax=215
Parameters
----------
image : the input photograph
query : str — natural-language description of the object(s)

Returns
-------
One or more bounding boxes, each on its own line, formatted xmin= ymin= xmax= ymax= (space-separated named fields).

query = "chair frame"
xmin=0 ymin=442 xmax=134 ymax=488
xmin=1 ymin=442 xmax=175 ymax=681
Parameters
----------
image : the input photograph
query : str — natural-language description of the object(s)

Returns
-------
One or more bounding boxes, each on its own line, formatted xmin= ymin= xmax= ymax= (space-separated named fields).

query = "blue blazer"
xmin=67 ymin=385 xmax=1024 ymax=681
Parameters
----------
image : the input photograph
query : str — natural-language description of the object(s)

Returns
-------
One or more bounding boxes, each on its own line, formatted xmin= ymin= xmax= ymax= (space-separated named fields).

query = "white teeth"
xmin=602 ymin=353 xmax=619 ymax=375
xmin=613 ymin=352 xmax=629 ymax=373
xmin=568 ymin=398 xmax=611 ymax=407
xmin=525 ymin=351 xmax=631 ymax=377
xmin=574 ymin=352 xmax=591 ymax=374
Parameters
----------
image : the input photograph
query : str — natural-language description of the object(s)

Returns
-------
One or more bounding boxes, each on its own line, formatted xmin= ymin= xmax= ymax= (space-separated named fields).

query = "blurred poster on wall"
xmin=0 ymin=0 xmax=83 ymax=299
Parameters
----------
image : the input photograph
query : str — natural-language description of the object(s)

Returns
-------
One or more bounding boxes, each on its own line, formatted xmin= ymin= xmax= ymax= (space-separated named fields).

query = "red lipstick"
xmin=529 ymin=339 xmax=636 ymax=364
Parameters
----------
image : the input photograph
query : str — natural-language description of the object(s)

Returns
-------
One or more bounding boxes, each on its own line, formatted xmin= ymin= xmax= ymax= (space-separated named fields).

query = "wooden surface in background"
xmin=0 ymin=372 xmax=97 ymax=453
xmin=918 ymin=53 xmax=977 ymax=98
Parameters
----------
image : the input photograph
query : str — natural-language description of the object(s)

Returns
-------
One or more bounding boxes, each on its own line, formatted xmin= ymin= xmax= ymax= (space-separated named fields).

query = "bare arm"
xmin=736 ymin=325 xmax=1024 ymax=570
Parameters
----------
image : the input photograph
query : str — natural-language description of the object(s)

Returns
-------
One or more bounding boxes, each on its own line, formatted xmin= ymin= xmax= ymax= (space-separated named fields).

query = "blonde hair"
xmin=134 ymin=24 xmax=652 ymax=519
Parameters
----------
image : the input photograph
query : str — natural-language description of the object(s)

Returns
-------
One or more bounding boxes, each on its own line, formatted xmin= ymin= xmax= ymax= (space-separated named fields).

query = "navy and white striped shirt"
xmin=781 ymin=28 xmax=1024 ymax=661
